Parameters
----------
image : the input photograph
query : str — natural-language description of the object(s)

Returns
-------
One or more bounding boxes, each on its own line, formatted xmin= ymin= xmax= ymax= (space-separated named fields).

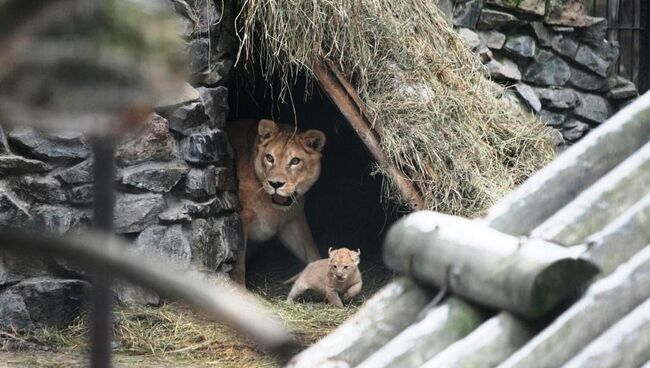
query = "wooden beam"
xmin=312 ymin=60 xmax=425 ymax=210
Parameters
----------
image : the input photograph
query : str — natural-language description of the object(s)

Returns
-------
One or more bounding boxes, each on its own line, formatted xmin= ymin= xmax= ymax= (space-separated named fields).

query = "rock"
xmin=574 ymin=92 xmax=612 ymax=124
xmin=181 ymin=129 xmax=233 ymax=165
xmin=574 ymin=42 xmax=618 ymax=77
xmin=157 ymin=102 xmax=208 ymax=135
xmin=504 ymin=35 xmax=536 ymax=58
xmin=537 ymin=110 xmax=566 ymax=127
xmin=185 ymin=38 xmax=234 ymax=87
xmin=116 ymin=114 xmax=175 ymax=166
xmin=8 ymin=128 xmax=89 ymax=162
xmin=607 ymin=78 xmax=638 ymax=100
xmin=523 ymin=50 xmax=571 ymax=86
xmin=154 ymin=82 xmax=200 ymax=108
xmin=120 ymin=161 xmax=190 ymax=193
xmin=68 ymin=184 xmax=94 ymax=205
xmin=478 ymin=30 xmax=506 ymax=50
xmin=563 ymin=119 xmax=590 ymax=141
xmin=114 ymin=193 xmax=166 ymax=233
xmin=477 ymin=9 xmax=526 ymax=30
xmin=486 ymin=57 xmax=521 ymax=82
xmin=478 ymin=46 xmax=493 ymax=63
xmin=486 ymin=0 xmax=545 ymax=15
xmin=552 ymin=26 xmax=575 ymax=33
xmin=30 ymin=205 xmax=87 ymax=235
xmin=569 ymin=68 xmax=609 ymax=91
xmin=133 ymin=225 xmax=192 ymax=269
xmin=171 ymin=0 xmax=223 ymax=36
xmin=530 ymin=22 xmax=555 ymax=47
xmin=532 ymin=87 xmax=579 ymax=109
xmin=56 ymin=159 xmax=94 ymax=185
xmin=452 ymin=0 xmax=482 ymax=28
xmin=545 ymin=0 xmax=602 ymax=27
xmin=0 ymin=253 xmax=51 ymax=285
xmin=197 ymin=86 xmax=229 ymax=129
xmin=184 ymin=165 xmax=237 ymax=199
xmin=436 ymin=0 xmax=455 ymax=23
xmin=159 ymin=192 xmax=240 ymax=222
xmin=551 ymin=34 xmax=578 ymax=58
xmin=0 ymin=126 xmax=9 ymax=154
xmin=114 ymin=280 xmax=160 ymax=306
xmin=577 ymin=18 xmax=608 ymax=47
xmin=0 ymin=155 xmax=51 ymax=175
xmin=0 ymin=190 xmax=31 ymax=229
xmin=188 ymin=215 xmax=240 ymax=270
xmin=14 ymin=176 xmax=66 ymax=204
xmin=458 ymin=28 xmax=481 ymax=51
xmin=0 ymin=277 xmax=88 ymax=331
xmin=514 ymin=83 xmax=542 ymax=112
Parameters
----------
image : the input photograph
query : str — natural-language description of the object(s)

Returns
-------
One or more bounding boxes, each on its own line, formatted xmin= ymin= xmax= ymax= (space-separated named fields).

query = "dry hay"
xmin=236 ymin=0 xmax=556 ymax=216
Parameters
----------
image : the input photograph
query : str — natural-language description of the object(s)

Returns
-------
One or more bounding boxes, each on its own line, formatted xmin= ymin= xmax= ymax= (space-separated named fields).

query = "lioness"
xmin=284 ymin=247 xmax=362 ymax=307
xmin=227 ymin=119 xmax=326 ymax=285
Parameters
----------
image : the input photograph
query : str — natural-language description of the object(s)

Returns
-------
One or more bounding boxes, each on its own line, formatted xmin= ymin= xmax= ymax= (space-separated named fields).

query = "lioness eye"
xmin=265 ymin=154 xmax=274 ymax=163
xmin=290 ymin=157 xmax=301 ymax=165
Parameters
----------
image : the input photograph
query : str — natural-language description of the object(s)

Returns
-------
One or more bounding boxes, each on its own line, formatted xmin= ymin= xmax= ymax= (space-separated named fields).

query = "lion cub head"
xmin=254 ymin=119 xmax=326 ymax=208
xmin=328 ymin=247 xmax=361 ymax=282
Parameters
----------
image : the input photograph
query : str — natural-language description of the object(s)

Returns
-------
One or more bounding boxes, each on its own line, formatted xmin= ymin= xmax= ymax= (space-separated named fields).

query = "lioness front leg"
xmin=278 ymin=213 xmax=320 ymax=263
xmin=325 ymin=289 xmax=344 ymax=308
xmin=343 ymin=281 xmax=362 ymax=300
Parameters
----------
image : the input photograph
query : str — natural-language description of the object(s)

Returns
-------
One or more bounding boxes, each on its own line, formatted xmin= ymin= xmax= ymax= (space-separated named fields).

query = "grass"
xmin=0 ymin=258 xmax=393 ymax=368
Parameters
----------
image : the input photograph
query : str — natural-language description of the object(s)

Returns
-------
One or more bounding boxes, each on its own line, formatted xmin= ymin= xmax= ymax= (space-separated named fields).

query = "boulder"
xmin=537 ymin=110 xmax=566 ymax=127
xmin=0 ymin=126 xmax=9 ymax=154
xmin=0 ymin=190 xmax=31 ymax=229
xmin=523 ymin=50 xmax=571 ymax=86
xmin=197 ymin=86 xmax=229 ymax=129
xmin=551 ymin=35 xmax=579 ymax=58
xmin=181 ymin=129 xmax=233 ymax=165
xmin=68 ymin=184 xmax=94 ymax=205
xmin=158 ymin=101 xmax=208 ymax=135
xmin=477 ymin=9 xmax=526 ymax=30
xmin=458 ymin=28 xmax=481 ymax=51
xmin=607 ymin=78 xmax=638 ymax=100
xmin=577 ymin=18 xmax=608 ymax=47
xmin=0 ymin=155 xmax=51 ymax=176
xmin=188 ymin=215 xmax=240 ymax=270
xmin=8 ymin=128 xmax=89 ymax=162
xmin=486 ymin=57 xmax=521 ymax=82
xmin=0 ymin=278 xmax=88 ymax=331
xmin=514 ymin=83 xmax=542 ymax=112
xmin=113 ymin=193 xmax=166 ymax=233
xmin=30 ymin=205 xmax=87 ymax=235
xmin=154 ymin=82 xmax=200 ymax=108
xmin=185 ymin=166 xmax=218 ymax=199
xmin=486 ymin=0 xmax=545 ymax=15
xmin=504 ymin=35 xmax=536 ymax=59
xmin=478 ymin=30 xmax=506 ymax=50
xmin=563 ymin=119 xmax=590 ymax=142
xmin=530 ymin=22 xmax=555 ymax=48
xmin=56 ymin=159 xmax=94 ymax=184
xmin=120 ymin=161 xmax=190 ymax=193
xmin=185 ymin=38 xmax=234 ymax=87
xmin=452 ymin=0 xmax=482 ymax=28
xmin=545 ymin=0 xmax=602 ymax=27
xmin=116 ymin=114 xmax=175 ymax=166
xmin=574 ymin=42 xmax=619 ymax=78
xmin=532 ymin=87 xmax=579 ymax=109
xmin=14 ymin=176 xmax=66 ymax=204
xmin=569 ymin=68 xmax=609 ymax=91
xmin=574 ymin=92 xmax=612 ymax=124
xmin=159 ymin=192 xmax=240 ymax=222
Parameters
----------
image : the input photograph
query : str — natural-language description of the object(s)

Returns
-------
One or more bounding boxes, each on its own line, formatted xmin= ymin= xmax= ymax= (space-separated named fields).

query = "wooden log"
xmin=582 ymin=192 xmax=650 ymax=276
xmin=286 ymin=277 xmax=434 ymax=368
xmin=384 ymin=211 xmax=598 ymax=318
xmin=499 ymin=244 xmax=650 ymax=368
xmin=422 ymin=313 xmax=534 ymax=368
xmin=531 ymin=141 xmax=650 ymax=245
xmin=563 ymin=297 xmax=650 ymax=368
xmin=356 ymin=297 xmax=486 ymax=368
xmin=482 ymin=91 xmax=650 ymax=236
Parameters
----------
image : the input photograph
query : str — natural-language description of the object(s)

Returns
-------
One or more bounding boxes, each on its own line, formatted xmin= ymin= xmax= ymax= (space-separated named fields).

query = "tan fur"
xmin=286 ymin=247 xmax=362 ymax=307
xmin=227 ymin=119 xmax=326 ymax=285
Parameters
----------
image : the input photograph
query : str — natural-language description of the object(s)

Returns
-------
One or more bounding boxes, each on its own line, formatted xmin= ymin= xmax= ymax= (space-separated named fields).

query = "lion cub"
xmin=285 ymin=247 xmax=362 ymax=307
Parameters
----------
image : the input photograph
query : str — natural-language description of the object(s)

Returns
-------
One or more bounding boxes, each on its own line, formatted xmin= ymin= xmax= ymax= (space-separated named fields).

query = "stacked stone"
xmin=445 ymin=0 xmax=639 ymax=146
xmin=0 ymin=0 xmax=240 ymax=329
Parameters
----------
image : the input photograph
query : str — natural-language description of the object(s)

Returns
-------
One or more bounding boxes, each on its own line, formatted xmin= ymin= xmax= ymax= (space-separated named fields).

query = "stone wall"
xmin=441 ymin=0 xmax=640 ymax=146
xmin=0 ymin=0 xmax=240 ymax=329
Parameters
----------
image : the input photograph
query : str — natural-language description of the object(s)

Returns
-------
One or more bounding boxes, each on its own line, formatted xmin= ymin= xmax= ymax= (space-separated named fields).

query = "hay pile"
xmin=236 ymin=0 xmax=556 ymax=216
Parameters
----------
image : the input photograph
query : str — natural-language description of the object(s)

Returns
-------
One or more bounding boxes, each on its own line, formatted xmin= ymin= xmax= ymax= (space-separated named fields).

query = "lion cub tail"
xmin=282 ymin=272 xmax=302 ymax=285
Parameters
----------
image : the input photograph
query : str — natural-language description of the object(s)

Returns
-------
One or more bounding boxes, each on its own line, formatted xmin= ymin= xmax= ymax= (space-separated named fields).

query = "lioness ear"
xmin=328 ymin=247 xmax=334 ymax=257
xmin=302 ymin=130 xmax=326 ymax=152
xmin=258 ymin=119 xmax=279 ymax=143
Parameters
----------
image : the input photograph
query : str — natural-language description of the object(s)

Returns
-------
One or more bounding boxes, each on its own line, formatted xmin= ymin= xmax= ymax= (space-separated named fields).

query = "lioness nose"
xmin=269 ymin=181 xmax=285 ymax=189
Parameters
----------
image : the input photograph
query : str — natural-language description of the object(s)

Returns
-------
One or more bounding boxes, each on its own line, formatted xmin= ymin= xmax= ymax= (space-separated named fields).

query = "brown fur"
xmin=285 ymin=247 xmax=362 ymax=307
xmin=227 ymin=119 xmax=326 ymax=285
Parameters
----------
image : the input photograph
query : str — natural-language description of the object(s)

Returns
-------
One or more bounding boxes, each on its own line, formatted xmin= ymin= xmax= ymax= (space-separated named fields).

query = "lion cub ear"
xmin=328 ymin=247 xmax=334 ymax=258
xmin=258 ymin=119 xmax=279 ymax=143
xmin=301 ymin=130 xmax=326 ymax=152
xmin=354 ymin=249 xmax=361 ymax=265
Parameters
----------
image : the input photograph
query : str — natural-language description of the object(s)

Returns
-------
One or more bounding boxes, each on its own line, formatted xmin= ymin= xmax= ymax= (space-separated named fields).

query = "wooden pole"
xmin=384 ymin=211 xmax=598 ymax=318
xmin=312 ymin=60 xmax=425 ymax=210
xmin=499 ymin=245 xmax=650 ymax=368
xmin=286 ymin=278 xmax=434 ymax=368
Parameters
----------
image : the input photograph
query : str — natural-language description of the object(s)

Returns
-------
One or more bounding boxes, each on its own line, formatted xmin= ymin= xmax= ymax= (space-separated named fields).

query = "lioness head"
xmin=255 ymin=119 xmax=326 ymax=208
xmin=328 ymin=247 xmax=361 ymax=282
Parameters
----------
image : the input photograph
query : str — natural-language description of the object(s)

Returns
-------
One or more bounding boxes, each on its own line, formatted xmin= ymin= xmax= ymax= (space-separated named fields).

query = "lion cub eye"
xmin=265 ymin=154 xmax=274 ymax=163
xmin=343 ymin=265 xmax=348 ymax=269
xmin=290 ymin=157 xmax=301 ymax=165
xmin=332 ymin=265 xmax=337 ymax=269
